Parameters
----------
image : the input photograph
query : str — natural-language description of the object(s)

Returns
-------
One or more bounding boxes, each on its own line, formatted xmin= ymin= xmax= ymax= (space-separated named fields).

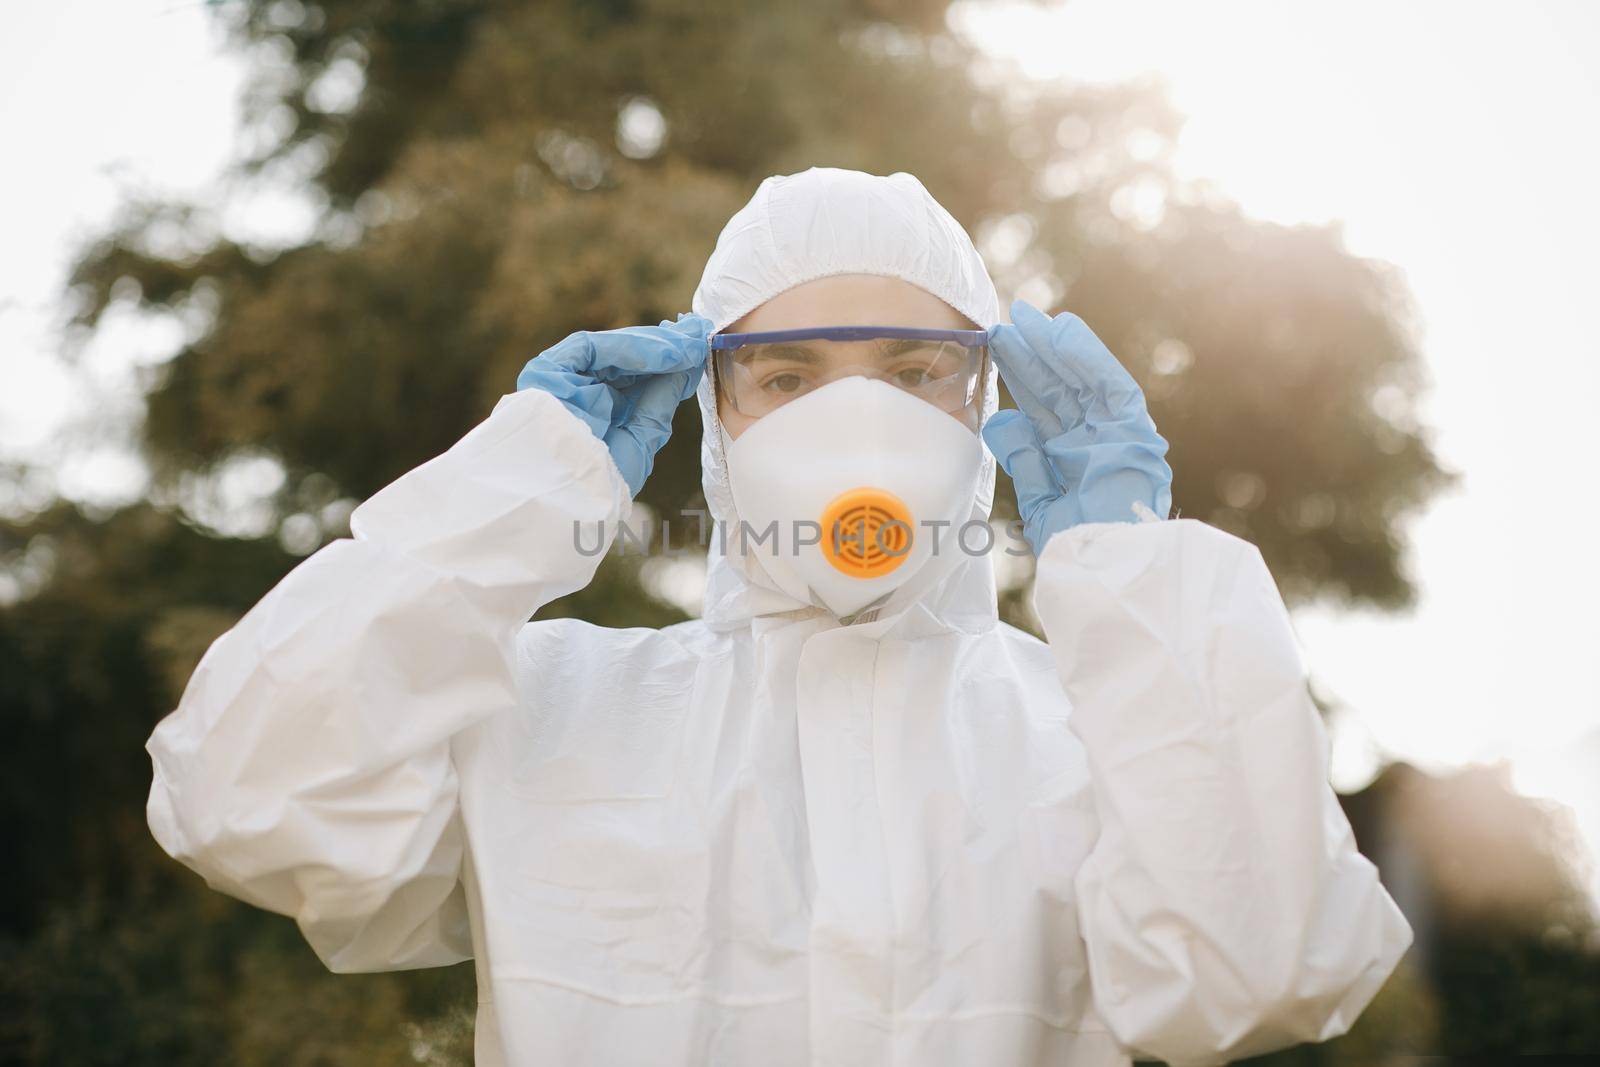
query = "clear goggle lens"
xmin=713 ymin=331 xmax=984 ymax=418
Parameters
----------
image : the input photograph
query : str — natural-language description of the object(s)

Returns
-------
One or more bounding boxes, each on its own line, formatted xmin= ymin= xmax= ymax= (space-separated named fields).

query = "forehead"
xmin=725 ymin=274 xmax=976 ymax=333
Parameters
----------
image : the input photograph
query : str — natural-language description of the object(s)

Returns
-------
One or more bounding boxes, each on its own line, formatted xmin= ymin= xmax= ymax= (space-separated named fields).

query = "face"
xmin=715 ymin=274 xmax=986 ymax=439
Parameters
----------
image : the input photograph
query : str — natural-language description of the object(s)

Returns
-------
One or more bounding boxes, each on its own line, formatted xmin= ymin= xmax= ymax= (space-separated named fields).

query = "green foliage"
xmin=64 ymin=0 xmax=1449 ymax=613
xmin=0 ymin=502 xmax=296 ymax=937
xmin=1428 ymin=930 xmax=1600 ymax=1055
xmin=2 ymin=877 xmax=474 ymax=1066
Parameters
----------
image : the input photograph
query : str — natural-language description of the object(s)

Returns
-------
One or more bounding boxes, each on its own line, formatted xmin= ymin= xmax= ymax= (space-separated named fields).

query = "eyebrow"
xmin=741 ymin=343 xmax=823 ymax=363
xmin=880 ymin=338 xmax=939 ymax=359
xmin=739 ymin=339 xmax=945 ymax=363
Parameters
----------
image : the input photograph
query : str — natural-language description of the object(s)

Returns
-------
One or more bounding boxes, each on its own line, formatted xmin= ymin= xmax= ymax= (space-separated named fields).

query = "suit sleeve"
xmin=1031 ymin=517 xmax=1413 ymax=1066
xmin=145 ymin=388 xmax=629 ymax=973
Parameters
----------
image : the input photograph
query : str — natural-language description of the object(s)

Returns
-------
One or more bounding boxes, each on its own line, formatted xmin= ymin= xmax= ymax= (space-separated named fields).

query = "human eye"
xmin=891 ymin=365 xmax=935 ymax=388
xmin=759 ymin=370 xmax=811 ymax=395
xmin=886 ymin=343 xmax=965 ymax=388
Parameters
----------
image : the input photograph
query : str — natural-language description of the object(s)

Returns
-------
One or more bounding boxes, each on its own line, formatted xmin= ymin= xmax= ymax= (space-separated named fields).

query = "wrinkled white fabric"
xmin=146 ymin=167 xmax=1412 ymax=1066
xmin=690 ymin=167 xmax=1000 ymax=348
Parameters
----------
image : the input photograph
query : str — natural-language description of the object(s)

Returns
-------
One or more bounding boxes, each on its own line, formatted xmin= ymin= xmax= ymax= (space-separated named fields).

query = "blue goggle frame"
xmin=710 ymin=326 xmax=990 ymax=351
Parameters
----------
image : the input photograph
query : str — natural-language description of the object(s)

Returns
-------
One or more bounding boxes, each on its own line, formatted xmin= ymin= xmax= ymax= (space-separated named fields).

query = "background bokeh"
xmin=2 ymin=1 xmax=1597 ymax=1063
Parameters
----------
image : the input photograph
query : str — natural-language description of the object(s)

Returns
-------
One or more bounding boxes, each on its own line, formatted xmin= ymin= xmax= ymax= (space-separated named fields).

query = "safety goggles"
xmin=710 ymin=326 xmax=988 ymax=419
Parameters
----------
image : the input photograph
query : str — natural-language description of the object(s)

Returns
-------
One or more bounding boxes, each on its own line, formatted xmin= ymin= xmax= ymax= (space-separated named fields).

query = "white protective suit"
xmin=146 ymin=166 xmax=1413 ymax=1066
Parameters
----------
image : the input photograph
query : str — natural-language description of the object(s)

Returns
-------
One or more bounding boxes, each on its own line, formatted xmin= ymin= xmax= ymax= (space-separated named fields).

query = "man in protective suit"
xmin=146 ymin=166 xmax=1412 ymax=1066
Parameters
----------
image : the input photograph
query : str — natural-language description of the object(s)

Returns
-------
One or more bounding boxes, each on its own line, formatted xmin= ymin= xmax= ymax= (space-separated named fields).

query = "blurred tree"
xmin=1339 ymin=762 xmax=1600 ymax=1058
xmin=64 ymin=0 xmax=1449 ymax=611
xmin=3 ymin=0 xmax=1465 ymax=1063
xmin=1208 ymin=761 xmax=1600 ymax=1066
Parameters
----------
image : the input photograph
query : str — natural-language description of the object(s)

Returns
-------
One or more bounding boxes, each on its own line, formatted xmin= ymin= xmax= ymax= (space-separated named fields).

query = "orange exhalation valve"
xmin=820 ymin=487 xmax=915 ymax=578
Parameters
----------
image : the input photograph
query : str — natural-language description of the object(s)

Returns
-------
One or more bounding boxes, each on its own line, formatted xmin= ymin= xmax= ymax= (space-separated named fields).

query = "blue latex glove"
xmin=516 ymin=313 xmax=712 ymax=496
xmin=982 ymin=299 xmax=1173 ymax=555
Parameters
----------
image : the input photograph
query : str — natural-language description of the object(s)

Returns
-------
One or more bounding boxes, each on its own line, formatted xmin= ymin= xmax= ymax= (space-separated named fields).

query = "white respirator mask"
xmin=719 ymin=376 xmax=983 ymax=620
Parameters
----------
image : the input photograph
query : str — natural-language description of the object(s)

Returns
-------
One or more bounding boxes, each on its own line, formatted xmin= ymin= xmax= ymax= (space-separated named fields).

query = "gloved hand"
xmin=982 ymin=299 xmax=1173 ymax=555
xmin=516 ymin=313 xmax=712 ymax=496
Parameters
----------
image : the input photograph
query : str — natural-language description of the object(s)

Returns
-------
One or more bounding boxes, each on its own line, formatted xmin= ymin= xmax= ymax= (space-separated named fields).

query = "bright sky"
xmin=3 ymin=1 xmax=1598 ymax=894
xmin=951 ymin=0 xmax=1600 ymax=898
xmin=1 ymin=1 xmax=242 ymax=503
